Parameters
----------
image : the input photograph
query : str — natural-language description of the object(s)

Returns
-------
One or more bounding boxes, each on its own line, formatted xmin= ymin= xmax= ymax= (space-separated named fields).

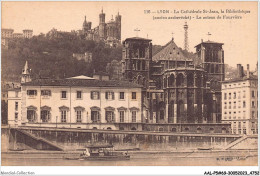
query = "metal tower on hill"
xmin=184 ymin=22 xmax=189 ymax=51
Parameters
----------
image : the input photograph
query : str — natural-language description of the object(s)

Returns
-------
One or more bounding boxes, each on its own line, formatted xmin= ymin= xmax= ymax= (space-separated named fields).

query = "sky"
xmin=1 ymin=1 xmax=258 ymax=69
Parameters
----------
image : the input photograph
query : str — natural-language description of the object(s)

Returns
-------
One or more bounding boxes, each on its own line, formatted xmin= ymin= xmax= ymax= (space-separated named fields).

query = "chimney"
xmin=201 ymin=39 xmax=203 ymax=43
xmin=247 ymin=64 xmax=250 ymax=78
xmin=237 ymin=64 xmax=243 ymax=78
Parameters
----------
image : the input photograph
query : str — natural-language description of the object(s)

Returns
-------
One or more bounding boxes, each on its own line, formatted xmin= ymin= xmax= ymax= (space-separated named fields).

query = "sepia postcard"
xmin=1 ymin=1 xmax=259 ymax=175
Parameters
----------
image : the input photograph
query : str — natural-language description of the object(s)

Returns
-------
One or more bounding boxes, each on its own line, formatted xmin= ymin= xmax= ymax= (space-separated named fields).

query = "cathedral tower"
xmin=82 ymin=16 xmax=88 ymax=33
xmin=195 ymin=40 xmax=225 ymax=123
xmin=122 ymin=37 xmax=152 ymax=88
xmin=115 ymin=12 xmax=122 ymax=41
xmin=99 ymin=8 xmax=106 ymax=40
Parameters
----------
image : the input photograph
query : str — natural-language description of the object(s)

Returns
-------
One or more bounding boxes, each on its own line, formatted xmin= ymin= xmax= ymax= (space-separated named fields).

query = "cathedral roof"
xmin=152 ymin=39 xmax=192 ymax=62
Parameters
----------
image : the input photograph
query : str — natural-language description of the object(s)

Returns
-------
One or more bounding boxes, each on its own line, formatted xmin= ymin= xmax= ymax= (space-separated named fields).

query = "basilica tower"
xmin=99 ymin=9 xmax=106 ymax=40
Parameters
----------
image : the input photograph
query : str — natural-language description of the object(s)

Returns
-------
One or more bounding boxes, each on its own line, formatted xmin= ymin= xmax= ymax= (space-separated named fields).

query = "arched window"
xmin=184 ymin=127 xmax=189 ymax=132
xmin=177 ymin=100 xmax=184 ymax=123
xmin=209 ymin=128 xmax=214 ymax=133
xmin=171 ymin=128 xmax=177 ymax=132
xmin=164 ymin=77 xmax=167 ymax=88
xmin=137 ymin=75 xmax=142 ymax=85
xmin=187 ymin=73 xmax=194 ymax=87
xmin=143 ymin=78 xmax=146 ymax=88
xmin=197 ymin=127 xmax=202 ymax=133
xmin=107 ymin=127 xmax=112 ymax=130
xmin=168 ymin=101 xmax=174 ymax=123
xmin=176 ymin=73 xmax=184 ymax=87
xmin=131 ymin=127 xmax=136 ymax=131
xmin=168 ymin=74 xmax=175 ymax=87
xmin=196 ymin=75 xmax=201 ymax=87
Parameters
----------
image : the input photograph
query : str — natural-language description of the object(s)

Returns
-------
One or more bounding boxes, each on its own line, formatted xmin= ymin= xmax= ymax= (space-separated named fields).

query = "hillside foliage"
xmin=1 ymin=33 xmax=122 ymax=82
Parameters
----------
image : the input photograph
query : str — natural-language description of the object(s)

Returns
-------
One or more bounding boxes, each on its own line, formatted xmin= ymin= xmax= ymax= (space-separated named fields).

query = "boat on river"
xmin=64 ymin=144 xmax=130 ymax=161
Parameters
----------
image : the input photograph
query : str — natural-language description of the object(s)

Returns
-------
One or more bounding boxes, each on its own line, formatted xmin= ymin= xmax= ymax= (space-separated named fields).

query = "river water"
xmin=1 ymin=152 xmax=258 ymax=166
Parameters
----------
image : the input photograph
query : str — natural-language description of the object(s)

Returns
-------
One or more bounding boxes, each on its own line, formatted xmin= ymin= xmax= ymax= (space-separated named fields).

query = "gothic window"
xmin=176 ymin=73 xmax=184 ymax=87
xmin=196 ymin=75 xmax=201 ymax=87
xmin=177 ymin=100 xmax=184 ymax=122
xmin=137 ymin=75 xmax=142 ymax=85
xmin=187 ymin=73 xmax=194 ymax=87
xmin=211 ymin=64 xmax=214 ymax=73
xmin=163 ymin=77 xmax=167 ymax=88
xmin=160 ymin=110 xmax=164 ymax=120
xmin=168 ymin=74 xmax=175 ymax=87
xmin=142 ymin=61 xmax=146 ymax=70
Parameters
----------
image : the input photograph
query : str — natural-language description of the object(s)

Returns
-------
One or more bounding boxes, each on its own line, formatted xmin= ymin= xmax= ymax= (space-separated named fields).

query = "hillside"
xmin=1 ymin=33 xmax=122 ymax=82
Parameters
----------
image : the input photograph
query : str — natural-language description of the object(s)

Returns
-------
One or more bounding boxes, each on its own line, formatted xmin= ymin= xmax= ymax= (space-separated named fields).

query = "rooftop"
xmin=222 ymin=75 xmax=258 ymax=83
xmin=21 ymin=78 xmax=143 ymax=88
xmin=66 ymin=75 xmax=95 ymax=80
xmin=152 ymin=39 xmax=192 ymax=62
xmin=195 ymin=40 xmax=224 ymax=48
xmin=124 ymin=37 xmax=152 ymax=42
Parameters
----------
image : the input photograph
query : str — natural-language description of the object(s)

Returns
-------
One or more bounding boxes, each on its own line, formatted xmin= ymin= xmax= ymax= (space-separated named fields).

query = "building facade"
xmin=120 ymin=36 xmax=231 ymax=133
xmin=22 ymin=29 xmax=33 ymax=39
xmin=1 ymin=28 xmax=33 ymax=48
xmin=222 ymin=64 xmax=258 ymax=135
xmin=8 ymin=63 xmax=144 ymax=131
xmin=72 ymin=52 xmax=92 ymax=63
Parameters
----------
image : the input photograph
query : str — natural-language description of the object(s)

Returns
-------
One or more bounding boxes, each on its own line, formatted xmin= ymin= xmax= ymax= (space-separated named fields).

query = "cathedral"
xmin=121 ymin=32 xmax=225 ymax=129
xmin=80 ymin=9 xmax=121 ymax=47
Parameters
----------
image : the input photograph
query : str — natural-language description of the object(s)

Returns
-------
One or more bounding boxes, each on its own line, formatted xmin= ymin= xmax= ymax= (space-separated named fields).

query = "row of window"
xmin=223 ymin=81 xmax=258 ymax=89
xmin=27 ymin=90 xmax=137 ymax=100
xmin=224 ymin=90 xmax=257 ymax=100
xmin=27 ymin=110 xmax=138 ymax=123
xmin=223 ymin=101 xmax=246 ymax=109
xmin=224 ymin=100 xmax=257 ymax=109
xmin=224 ymin=83 xmax=246 ymax=88
xmin=224 ymin=109 xmax=257 ymax=120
